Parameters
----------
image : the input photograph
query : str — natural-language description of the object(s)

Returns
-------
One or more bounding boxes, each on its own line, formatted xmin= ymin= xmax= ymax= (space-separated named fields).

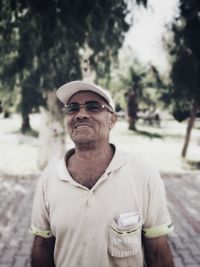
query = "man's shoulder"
xmin=116 ymin=148 xmax=160 ymax=182
xmin=116 ymin=148 xmax=156 ymax=169
xmin=39 ymin=154 xmax=66 ymax=183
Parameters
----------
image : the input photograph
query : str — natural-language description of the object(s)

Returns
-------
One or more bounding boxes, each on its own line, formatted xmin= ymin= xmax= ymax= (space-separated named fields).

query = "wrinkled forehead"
xmin=68 ymin=90 xmax=109 ymax=104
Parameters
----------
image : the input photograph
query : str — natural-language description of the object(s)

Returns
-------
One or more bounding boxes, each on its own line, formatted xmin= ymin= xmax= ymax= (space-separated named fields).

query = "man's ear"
xmin=110 ymin=113 xmax=117 ymax=129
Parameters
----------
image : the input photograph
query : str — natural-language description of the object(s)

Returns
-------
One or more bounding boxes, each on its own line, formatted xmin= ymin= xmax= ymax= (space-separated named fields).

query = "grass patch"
xmin=161 ymin=133 xmax=184 ymax=139
xmin=135 ymin=129 xmax=163 ymax=139
xmin=13 ymin=127 xmax=39 ymax=138
xmin=185 ymin=159 xmax=200 ymax=170
xmin=23 ymin=128 xmax=39 ymax=138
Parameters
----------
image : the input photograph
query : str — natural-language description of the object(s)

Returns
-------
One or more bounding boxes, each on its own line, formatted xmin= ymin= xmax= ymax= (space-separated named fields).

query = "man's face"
xmin=66 ymin=91 xmax=116 ymax=146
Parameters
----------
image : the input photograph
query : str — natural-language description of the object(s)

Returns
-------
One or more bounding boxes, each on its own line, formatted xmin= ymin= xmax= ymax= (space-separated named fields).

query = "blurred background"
xmin=0 ymin=0 xmax=199 ymax=175
xmin=0 ymin=0 xmax=200 ymax=267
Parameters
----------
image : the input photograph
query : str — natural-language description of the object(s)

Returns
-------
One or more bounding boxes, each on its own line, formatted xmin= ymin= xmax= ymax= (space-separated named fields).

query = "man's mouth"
xmin=74 ymin=125 xmax=92 ymax=129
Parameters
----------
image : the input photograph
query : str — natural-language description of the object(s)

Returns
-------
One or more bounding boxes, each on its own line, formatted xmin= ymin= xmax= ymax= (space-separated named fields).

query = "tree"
xmin=113 ymin=58 xmax=161 ymax=130
xmin=125 ymin=63 xmax=147 ymax=130
xmin=166 ymin=0 xmax=200 ymax=157
xmin=1 ymin=0 xmax=147 ymax=124
xmin=0 ymin=0 xmax=148 ymax=168
xmin=1 ymin=0 xmax=141 ymax=131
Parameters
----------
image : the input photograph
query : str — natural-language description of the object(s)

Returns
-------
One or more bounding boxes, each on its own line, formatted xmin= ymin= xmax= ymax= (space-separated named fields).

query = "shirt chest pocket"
xmin=108 ymin=220 xmax=142 ymax=258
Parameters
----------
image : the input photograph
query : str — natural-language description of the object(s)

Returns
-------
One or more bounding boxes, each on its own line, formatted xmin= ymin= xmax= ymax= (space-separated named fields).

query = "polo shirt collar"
xmin=56 ymin=144 xmax=127 ymax=182
xmin=56 ymin=148 xmax=75 ymax=182
xmin=106 ymin=144 xmax=127 ymax=173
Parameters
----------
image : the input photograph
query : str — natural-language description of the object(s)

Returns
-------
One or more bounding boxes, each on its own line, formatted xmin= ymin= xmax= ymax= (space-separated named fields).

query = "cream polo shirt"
xmin=31 ymin=146 xmax=173 ymax=267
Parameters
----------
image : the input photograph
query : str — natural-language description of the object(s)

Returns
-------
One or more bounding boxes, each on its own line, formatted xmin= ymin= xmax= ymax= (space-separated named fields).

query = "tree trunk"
xmin=37 ymin=91 xmax=66 ymax=170
xmin=127 ymin=89 xmax=137 ymax=131
xmin=128 ymin=116 xmax=137 ymax=130
xmin=3 ymin=110 xmax=10 ymax=118
xmin=21 ymin=113 xmax=31 ymax=133
xmin=181 ymin=100 xmax=198 ymax=158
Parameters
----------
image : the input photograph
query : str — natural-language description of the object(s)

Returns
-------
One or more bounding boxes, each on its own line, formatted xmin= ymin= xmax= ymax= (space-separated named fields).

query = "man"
xmin=31 ymin=80 xmax=174 ymax=267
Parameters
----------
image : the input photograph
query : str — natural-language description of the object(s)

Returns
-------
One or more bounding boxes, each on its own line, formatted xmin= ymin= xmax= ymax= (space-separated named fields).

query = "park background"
xmin=0 ymin=1 xmax=200 ymax=267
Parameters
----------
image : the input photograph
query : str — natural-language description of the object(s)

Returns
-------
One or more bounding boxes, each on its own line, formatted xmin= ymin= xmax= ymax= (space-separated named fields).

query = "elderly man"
xmin=31 ymin=81 xmax=174 ymax=267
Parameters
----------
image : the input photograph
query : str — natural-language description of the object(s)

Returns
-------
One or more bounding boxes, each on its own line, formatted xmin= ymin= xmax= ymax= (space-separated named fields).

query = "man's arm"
xmin=143 ymin=235 xmax=175 ymax=267
xmin=31 ymin=236 xmax=55 ymax=267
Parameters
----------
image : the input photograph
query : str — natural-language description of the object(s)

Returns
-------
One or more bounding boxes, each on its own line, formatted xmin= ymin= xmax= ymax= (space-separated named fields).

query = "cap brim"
xmin=56 ymin=81 xmax=115 ymax=110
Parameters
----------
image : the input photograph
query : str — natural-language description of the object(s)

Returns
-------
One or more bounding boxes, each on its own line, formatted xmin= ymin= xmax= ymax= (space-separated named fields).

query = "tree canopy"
xmin=169 ymin=0 xmax=200 ymax=111
xmin=0 ymin=0 xmax=147 ymax=131
xmin=164 ymin=0 xmax=200 ymax=157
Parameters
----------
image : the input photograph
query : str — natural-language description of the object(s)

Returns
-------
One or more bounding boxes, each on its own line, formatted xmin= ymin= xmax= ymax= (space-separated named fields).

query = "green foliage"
xmin=109 ymin=59 xmax=165 ymax=111
xmin=0 ymin=0 xmax=148 ymax=131
xmin=166 ymin=0 xmax=200 ymax=119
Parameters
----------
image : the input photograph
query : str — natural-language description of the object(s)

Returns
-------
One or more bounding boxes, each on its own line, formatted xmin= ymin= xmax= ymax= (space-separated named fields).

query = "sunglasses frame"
xmin=63 ymin=101 xmax=114 ymax=115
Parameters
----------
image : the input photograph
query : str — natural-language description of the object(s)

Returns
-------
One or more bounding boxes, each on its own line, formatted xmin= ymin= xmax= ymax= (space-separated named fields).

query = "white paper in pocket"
xmin=115 ymin=212 xmax=140 ymax=228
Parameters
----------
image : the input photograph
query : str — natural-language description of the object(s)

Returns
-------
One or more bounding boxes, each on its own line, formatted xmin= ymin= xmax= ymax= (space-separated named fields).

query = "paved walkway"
xmin=0 ymin=172 xmax=200 ymax=267
xmin=165 ymin=172 xmax=200 ymax=267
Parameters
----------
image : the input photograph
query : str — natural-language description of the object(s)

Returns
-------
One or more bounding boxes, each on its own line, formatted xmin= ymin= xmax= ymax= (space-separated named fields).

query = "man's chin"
xmin=72 ymin=136 xmax=94 ymax=145
xmin=72 ymin=138 xmax=97 ymax=150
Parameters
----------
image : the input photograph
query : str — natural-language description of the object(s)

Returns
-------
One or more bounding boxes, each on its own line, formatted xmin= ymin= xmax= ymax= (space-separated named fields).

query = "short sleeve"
xmin=142 ymin=170 xmax=173 ymax=238
xmin=30 ymin=168 xmax=53 ymax=238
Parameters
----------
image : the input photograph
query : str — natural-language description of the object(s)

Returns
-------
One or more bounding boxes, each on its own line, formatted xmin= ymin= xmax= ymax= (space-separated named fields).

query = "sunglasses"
xmin=63 ymin=101 xmax=114 ymax=115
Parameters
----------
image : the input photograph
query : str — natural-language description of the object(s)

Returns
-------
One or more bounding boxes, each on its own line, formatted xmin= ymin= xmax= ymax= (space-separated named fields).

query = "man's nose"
xmin=76 ymin=105 xmax=89 ymax=118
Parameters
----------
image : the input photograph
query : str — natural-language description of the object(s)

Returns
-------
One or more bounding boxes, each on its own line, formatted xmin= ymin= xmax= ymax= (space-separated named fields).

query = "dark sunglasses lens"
xmin=66 ymin=103 xmax=80 ymax=113
xmin=86 ymin=102 xmax=102 ymax=112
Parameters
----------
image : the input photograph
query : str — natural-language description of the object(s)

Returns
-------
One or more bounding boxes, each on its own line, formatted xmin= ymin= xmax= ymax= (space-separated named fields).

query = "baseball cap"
xmin=56 ymin=80 xmax=115 ymax=111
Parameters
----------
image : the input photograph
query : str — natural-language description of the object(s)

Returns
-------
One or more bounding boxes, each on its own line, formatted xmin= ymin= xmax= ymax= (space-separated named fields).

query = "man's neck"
xmin=67 ymin=142 xmax=114 ymax=189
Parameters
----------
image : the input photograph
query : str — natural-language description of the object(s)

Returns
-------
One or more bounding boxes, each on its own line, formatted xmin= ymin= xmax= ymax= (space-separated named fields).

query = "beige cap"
xmin=56 ymin=80 xmax=115 ymax=110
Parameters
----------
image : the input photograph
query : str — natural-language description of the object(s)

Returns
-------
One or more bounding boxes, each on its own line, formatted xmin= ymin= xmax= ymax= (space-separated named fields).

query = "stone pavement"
xmin=164 ymin=172 xmax=200 ymax=267
xmin=0 ymin=172 xmax=200 ymax=267
xmin=0 ymin=175 xmax=36 ymax=267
